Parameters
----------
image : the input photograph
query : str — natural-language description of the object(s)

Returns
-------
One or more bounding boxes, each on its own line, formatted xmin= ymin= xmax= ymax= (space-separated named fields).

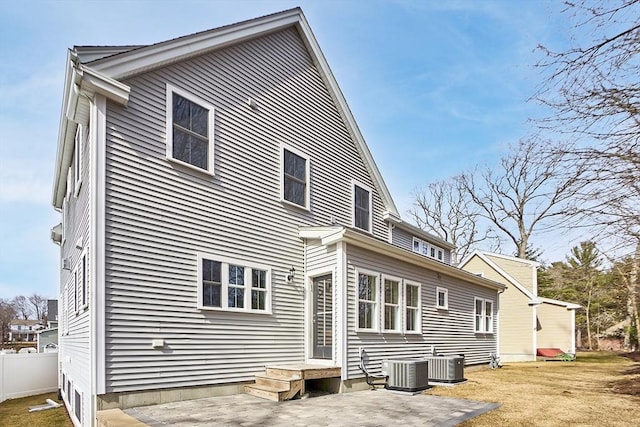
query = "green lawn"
xmin=0 ymin=392 xmax=72 ymax=427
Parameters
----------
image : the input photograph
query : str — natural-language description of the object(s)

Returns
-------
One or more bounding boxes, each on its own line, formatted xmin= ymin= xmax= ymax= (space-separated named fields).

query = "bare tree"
xmin=459 ymin=137 xmax=585 ymax=258
xmin=28 ymin=294 xmax=48 ymax=321
xmin=11 ymin=295 xmax=31 ymax=320
xmin=535 ymin=0 xmax=640 ymax=344
xmin=0 ymin=299 xmax=16 ymax=343
xmin=409 ymin=177 xmax=501 ymax=264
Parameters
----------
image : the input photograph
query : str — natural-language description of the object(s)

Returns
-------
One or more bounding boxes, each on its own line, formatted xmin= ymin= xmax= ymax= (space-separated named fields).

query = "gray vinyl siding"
xmin=58 ymin=124 xmax=91 ymax=426
xmin=391 ymin=226 xmax=413 ymax=249
xmin=305 ymin=241 xmax=337 ymax=274
xmin=344 ymin=244 xmax=497 ymax=379
xmin=102 ymin=28 xmax=388 ymax=392
xmin=391 ymin=227 xmax=453 ymax=265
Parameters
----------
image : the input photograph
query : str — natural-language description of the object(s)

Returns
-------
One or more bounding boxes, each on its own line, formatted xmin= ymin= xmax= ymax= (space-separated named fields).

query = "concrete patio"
xmin=121 ymin=390 xmax=499 ymax=426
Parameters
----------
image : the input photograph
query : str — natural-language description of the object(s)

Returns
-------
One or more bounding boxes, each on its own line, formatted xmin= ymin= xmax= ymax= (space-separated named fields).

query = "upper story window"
xmin=353 ymin=182 xmax=372 ymax=232
xmin=281 ymin=145 xmax=310 ymax=209
xmin=474 ymin=297 xmax=494 ymax=334
xmin=412 ymin=237 xmax=445 ymax=262
xmin=198 ymin=254 xmax=271 ymax=313
xmin=436 ymin=287 xmax=448 ymax=310
xmin=166 ymin=84 xmax=215 ymax=173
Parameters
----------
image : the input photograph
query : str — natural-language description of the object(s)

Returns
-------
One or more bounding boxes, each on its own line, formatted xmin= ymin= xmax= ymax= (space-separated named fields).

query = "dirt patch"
xmin=611 ymin=353 xmax=640 ymax=396
xmin=612 ymin=377 xmax=640 ymax=396
xmin=619 ymin=351 xmax=640 ymax=362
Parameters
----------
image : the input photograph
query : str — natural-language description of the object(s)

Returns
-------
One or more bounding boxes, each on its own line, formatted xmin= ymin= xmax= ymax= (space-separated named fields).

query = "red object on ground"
xmin=536 ymin=348 xmax=565 ymax=357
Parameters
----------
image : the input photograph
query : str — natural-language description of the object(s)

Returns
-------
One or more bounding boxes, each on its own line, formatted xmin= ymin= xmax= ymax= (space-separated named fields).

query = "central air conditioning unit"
xmin=422 ymin=355 xmax=465 ymax=383
xmin=382 ymin=359 xmax=429 ymax=392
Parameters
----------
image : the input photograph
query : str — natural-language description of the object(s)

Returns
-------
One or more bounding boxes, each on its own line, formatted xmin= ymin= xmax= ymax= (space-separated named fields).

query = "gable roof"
xmin=459 ymin=250 xmax=538 ymax=302
xmin=52 ymin=8 xmax=400 ymax=218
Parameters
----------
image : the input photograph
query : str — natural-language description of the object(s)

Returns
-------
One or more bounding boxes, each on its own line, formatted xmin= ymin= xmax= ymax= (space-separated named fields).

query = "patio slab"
xmin=125 ymin=390 xmax=499 ymax=426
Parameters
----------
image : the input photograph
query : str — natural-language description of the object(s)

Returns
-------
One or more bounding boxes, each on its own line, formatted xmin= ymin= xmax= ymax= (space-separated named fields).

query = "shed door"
xmin=313 ymin=275 xmax=333 ymax=360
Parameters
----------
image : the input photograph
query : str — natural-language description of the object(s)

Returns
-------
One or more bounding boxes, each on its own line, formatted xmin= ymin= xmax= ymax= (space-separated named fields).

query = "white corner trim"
xmin=90 ymin=95 xmax=107 ymax=402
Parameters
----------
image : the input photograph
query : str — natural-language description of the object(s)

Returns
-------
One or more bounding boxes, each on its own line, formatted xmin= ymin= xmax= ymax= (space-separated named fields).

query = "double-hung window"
xmin=474 ymin=297 xmax=494 ymax=333
xmin=405 ymin=282 xmax=421 ymax=333
xmin=166 ymin=85 xmax=215 ymax=173
xmin=228 ymin=264 xmax=245 ymax=308
xmin=281 ymin=145 xmax=310 ymax=209
xmin=353 ymin=182 xmax=372 ymax=232
xmin=357 ymin=271 xmax=378 ymax=331
xmin=199 ymin=255 xmax=270 ymax=313
xmin=383 ymin=277 xmax=401 ymax=332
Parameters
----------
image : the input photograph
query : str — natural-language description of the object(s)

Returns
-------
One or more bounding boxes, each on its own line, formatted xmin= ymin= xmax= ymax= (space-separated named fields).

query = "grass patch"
xmin=0 ymin=392 xmax=72 ymax=427
xmin=425 ymin=351 xmax=640 ymax=426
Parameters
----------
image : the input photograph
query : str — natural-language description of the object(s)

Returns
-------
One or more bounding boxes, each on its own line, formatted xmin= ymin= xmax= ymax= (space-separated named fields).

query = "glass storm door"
xmin=313 ymin=275 xmax=333 ymax=359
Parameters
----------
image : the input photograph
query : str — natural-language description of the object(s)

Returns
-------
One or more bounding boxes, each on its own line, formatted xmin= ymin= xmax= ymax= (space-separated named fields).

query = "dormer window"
xmin=413 ymin=237 xmax=445 ymax=262
xmin=166 ymin=84 xmax=215 ymax=173
xmin=353 ymin=182 xmax=372 ymax=232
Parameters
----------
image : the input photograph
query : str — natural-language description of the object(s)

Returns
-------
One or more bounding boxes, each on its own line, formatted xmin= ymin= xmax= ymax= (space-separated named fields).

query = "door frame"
xmin=305 ymin=268 xmax=336 ymax=365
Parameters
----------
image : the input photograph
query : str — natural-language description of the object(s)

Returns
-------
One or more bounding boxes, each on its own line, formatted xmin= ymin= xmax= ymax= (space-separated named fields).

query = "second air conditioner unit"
xmin=422 ymin=355 xmax=465 ymax=383
xmin=382 ymin=358 xmax=429 ymax=392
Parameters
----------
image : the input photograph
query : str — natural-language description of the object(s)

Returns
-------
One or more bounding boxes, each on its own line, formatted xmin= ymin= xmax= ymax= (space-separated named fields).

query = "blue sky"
xmin=0 ymin=0 xmax=572 ymax=300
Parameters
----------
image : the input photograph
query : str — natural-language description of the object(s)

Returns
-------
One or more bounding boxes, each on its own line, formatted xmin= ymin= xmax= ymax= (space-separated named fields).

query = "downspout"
xmin=496 ymin=288 xmax=505 ymax=359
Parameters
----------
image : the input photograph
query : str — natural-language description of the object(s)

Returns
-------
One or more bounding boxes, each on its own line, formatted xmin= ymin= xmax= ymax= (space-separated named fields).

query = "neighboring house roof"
xmin=10 ymin=319 xmax=45 ymax=327
xmin=459 ymin=250 xmax=581 ymax=309
xmin=299 ymin=226 xmax=506 ymax=292
xmin=459 ymin=250 xmax=538 ymax=302
xmin=52 ymin=7 xmax=400 ymax=221
xmin=479 ymin=251 xmax=540 ymax=268
xmin=538 ymin=297 xmax=581 ymax=310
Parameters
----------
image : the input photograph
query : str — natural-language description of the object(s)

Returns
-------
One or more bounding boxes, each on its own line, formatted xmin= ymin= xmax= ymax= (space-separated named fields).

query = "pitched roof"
xmin=459 ymin=250 xmax=538 ymax=301
xmin=299 ymin=226 xmax=506 ymax=292
xmin=52 ymin=8 xmax=399 ymax=219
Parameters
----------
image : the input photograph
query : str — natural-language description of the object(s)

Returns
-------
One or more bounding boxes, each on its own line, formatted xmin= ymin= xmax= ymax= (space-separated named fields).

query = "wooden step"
xmin=264 ymin=367 xmax=302 ymax=380
xmin=255 ymin=375 xmax=292 ymax=389
xmin=245 ymin=380 xmax=302 ymax=402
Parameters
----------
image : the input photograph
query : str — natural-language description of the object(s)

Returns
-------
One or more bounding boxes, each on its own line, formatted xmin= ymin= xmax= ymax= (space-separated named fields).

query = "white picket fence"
xmin=0 ymin=352 xmax=58 ymax=403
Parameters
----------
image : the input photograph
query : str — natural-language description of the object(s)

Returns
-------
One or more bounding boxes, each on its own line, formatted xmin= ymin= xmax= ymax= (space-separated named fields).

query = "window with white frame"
xmin=251 ymin=269 xmax=268 ymax=310
xmin=474 ymin=297 xmax=494 ymax=333
xmin=412 ymin=237 xmax=445 ymax=262
xmin=436 ymin=287 xmax=448 ymax=309
xmin=281 ymin=146 xmax=310 ymax=209
xmin=405 ymin=282 xmax=421 ymax=333
xmin=199 ymin=255 xmax=270 ymax=313
xmin=74 ymin=124 xmax=83 ymax=194
xmin=353 ymin=183 xmax=372 ymax=232
xmin=73 ymin=268 xmax=79 ymax=313
xmin=77 ymin=253 xmax=87 ymax=310
xmin=74 ymin=389 xmax=82 ymax=423
xmin=357 ymin=272 xmax=378 ymax=331
xmin=383 ymin=277 xmax=400 ymax=332
xmin=166 ymin=84 xmax=215 ymax=172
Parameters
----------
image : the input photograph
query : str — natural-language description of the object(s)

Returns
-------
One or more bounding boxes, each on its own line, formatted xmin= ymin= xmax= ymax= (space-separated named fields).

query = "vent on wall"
xmin=382 ymin=359 xmax=429 ymax=392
